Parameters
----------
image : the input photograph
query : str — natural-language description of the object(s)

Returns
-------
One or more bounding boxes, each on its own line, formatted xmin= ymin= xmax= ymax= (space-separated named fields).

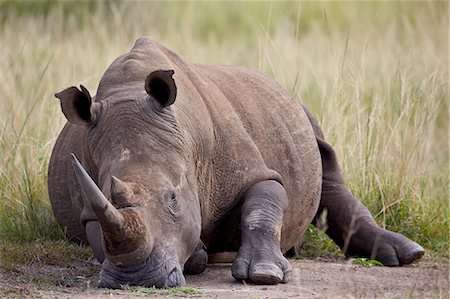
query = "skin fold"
xmin=48 ymin=37 xmax=425 ymax=288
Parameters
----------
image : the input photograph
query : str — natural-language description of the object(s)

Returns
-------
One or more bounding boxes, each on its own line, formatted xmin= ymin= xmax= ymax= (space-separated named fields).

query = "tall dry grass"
xmin=0 ymin=2 xmax=447 ymax=256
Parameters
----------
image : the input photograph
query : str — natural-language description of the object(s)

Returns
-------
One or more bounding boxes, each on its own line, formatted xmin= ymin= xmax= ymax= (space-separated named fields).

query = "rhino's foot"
xmin=184 ymin=242 xmax=207 ymax=275
xmin=347 ymin=229 xmax=425 ymax=266
xmin=232 ymin=180 xmax=291 ymax=284
xmin=231 ymin=244 xmax=292 ymax=284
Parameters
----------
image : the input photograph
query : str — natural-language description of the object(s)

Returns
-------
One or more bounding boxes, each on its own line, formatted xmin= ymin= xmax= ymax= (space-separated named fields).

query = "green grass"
xmin=125 ymin=286 xmax=203 ymax=297
xmin=352 ymin=258 xmax=383 ymax=268
xmin=301 ymin=225 xmax=341 ymax=259
xmin=0 ymin=240 xmax=92 ymax=272
xmin=0 ymin=1 xmax=447 ymax=264
xmin=0 ymin=239 xmax=96 ymax=290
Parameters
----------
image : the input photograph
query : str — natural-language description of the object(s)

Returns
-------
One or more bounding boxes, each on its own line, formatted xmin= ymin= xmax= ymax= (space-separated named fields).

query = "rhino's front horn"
xmin=70 ymin=153 xmax=125 ymax=232
xmin=71 ymin=154 xmax=151 ymax=262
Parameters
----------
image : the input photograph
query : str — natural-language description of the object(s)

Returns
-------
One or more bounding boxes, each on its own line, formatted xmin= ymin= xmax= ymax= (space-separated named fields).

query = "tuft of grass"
xmin=0 ymin=285 xmax=33 ymax=299
xmin=126 ymin=286 xmax=203 ymax=297
xmin=0 ymin=239 xmax=93 ymax=272
xmin=300 ymin=225 xmax=342 ymax=259
xmin=0 ymin=239 xmax=97 ymax=290
xmin=0 ymin=1 xmax=447 ymax=261
xmin=352 ymin=258 xmax=383 ymax=268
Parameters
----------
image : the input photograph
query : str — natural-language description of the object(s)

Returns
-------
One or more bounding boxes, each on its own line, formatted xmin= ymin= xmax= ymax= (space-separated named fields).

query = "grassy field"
xmin=0 ymin=0 xmax=448 ymax=265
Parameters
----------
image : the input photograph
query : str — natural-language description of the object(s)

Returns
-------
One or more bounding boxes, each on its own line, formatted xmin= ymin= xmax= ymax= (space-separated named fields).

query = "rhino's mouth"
xmin=99 ymin=247 xmax=185 ymax=289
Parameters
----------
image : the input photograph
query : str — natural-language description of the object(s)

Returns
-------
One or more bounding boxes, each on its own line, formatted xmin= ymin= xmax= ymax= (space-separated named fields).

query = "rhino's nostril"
xmin=166 ymin=268 xmax=178 ymax=286
xmin=165 ymin=268 xmax=186 ymax=288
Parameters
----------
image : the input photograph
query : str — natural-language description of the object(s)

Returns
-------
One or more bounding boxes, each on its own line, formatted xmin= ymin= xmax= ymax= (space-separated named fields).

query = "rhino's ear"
xmin=55 ymin=85 xmax=95 ymax=126
xmin=145 ymin=70 xmax=177 ymax=108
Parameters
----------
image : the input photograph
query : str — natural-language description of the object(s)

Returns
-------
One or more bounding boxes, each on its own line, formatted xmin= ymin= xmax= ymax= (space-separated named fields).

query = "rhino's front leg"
xmin=232 ymin=180 xmax=292 ymax=284
xmin=85 ymin=221 xmax=105 ymax=263
xmin=184 ymin=240 xmax=207 ymax=275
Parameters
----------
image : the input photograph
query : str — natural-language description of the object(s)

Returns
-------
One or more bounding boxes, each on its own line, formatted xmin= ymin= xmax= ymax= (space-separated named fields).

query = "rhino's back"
xmin=194 ymin=65 xmax=322 ymax=251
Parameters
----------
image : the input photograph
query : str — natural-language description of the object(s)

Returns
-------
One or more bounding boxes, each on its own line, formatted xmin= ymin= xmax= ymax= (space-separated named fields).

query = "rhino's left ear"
xmin=145 ymin=70 xmax=177 ymax=108
xmin=55 ymin=85 xmax=95 ymax=126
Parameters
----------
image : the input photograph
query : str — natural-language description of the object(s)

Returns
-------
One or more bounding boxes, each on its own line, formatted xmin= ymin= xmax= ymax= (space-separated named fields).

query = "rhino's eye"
xmin=168 ymin=193 xmax=180 ymax=216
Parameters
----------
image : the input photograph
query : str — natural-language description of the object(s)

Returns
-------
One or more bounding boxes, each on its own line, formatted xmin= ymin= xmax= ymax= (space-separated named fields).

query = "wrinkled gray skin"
xmin=48 ymin=37 xmax=425 ymax=289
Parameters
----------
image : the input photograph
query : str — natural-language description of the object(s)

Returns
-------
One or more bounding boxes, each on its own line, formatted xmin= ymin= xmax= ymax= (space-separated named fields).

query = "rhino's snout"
xmin=72 ymin=153 xmax=152 ymax=258
xmin=99 ymin=269 xmax=186 ymax=289
xmin=99 ymin=254 xmax=185 ymax=289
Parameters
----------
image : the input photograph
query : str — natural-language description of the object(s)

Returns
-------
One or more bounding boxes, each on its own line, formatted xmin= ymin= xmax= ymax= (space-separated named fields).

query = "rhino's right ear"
xmin=55 ymin=85 xmax=95 ymax=126
xmin=145 ymin=70 xmax=177 ymax=109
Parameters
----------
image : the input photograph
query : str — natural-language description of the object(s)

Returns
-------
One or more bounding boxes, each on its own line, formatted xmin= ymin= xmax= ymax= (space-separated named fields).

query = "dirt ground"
xmin=0 ymin=258 xmax=448 ymax=299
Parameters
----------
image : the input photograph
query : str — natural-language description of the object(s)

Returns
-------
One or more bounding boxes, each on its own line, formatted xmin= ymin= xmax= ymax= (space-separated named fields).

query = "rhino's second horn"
xmin=70 ymin=153 xmax=125 ymax=232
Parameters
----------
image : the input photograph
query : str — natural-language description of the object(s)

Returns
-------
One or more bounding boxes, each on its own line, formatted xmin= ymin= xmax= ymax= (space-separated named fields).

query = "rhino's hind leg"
xmin=232 ymin=180 xmax=292 ymax=284
xmin=314 ymin=138 xmax=425 ymax=266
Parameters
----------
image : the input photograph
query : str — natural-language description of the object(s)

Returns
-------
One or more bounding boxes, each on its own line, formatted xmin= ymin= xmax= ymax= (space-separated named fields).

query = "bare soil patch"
xmin=0 ymin=258 xmax=447 ymax=298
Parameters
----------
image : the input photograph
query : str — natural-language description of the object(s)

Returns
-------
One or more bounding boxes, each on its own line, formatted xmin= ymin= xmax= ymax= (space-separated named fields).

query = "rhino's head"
xmin=55 ymin=70 xmax=201 ymax=288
